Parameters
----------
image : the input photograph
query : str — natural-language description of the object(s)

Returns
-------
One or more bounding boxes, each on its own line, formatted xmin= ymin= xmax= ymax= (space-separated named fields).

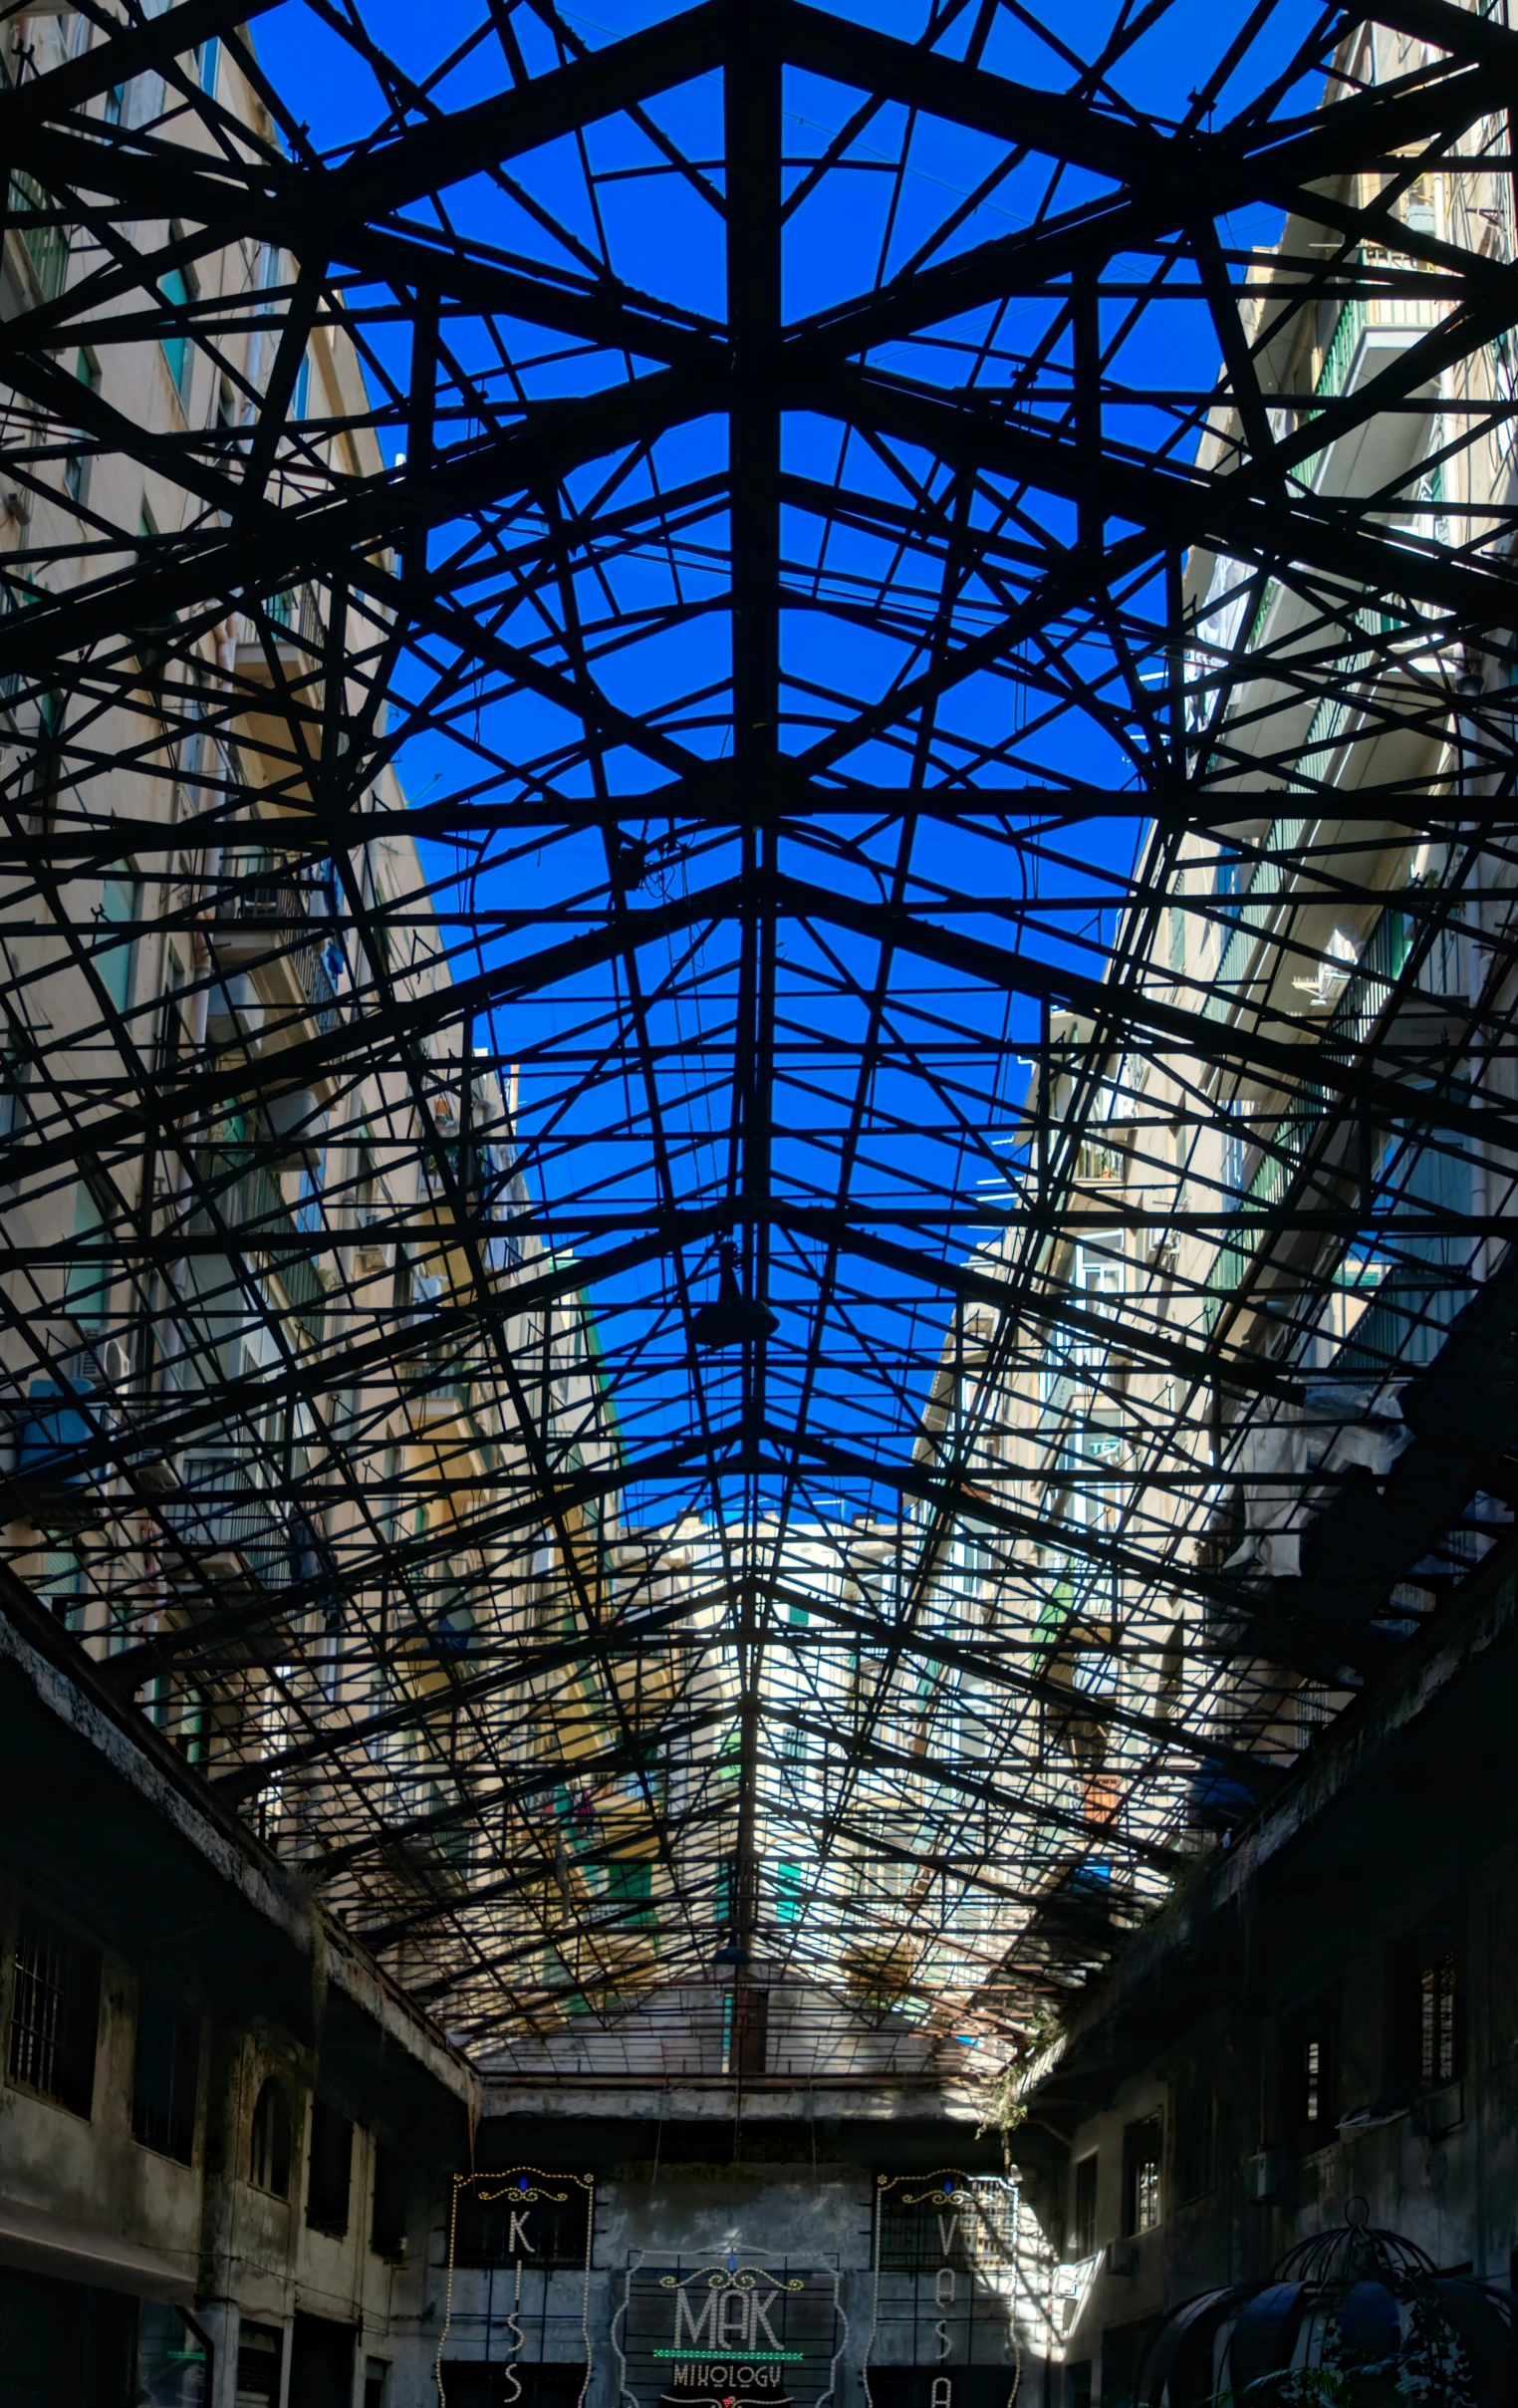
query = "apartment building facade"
xmin=943 ymin=10 xmax=1518 ymax=2400
xmin=0 ymin=9 xmax=627 ymax=2398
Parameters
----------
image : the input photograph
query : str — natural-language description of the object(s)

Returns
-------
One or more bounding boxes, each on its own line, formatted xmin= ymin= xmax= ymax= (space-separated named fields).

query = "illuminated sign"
xmin=615 ymin=2257 xmax=846 ymax=2408
xmin=865 ymin=2173 xmax=1018 ymax=2408
xmin=437 ymin=2168 xmax=595 ymax=2408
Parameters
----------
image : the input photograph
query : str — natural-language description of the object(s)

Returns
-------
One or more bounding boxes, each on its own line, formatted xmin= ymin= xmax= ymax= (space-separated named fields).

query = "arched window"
xmin=249 ymin=2075 xmax=292 ymax=2197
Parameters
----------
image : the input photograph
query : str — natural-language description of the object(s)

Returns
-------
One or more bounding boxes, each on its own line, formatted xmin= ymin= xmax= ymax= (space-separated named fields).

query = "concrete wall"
xmin=0 ymin=1861 xmax=447 ymax=2406
xmin=1032 ymin=1831 xmax=1518 ymax=2408
xmin=421 ymin=2114 xmax=1054 ymax=2408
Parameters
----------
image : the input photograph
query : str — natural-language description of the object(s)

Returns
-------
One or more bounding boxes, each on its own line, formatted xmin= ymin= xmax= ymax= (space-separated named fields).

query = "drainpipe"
xmin=1454 ymin=670 xmax=1487 ymax=1286
xmin=157 ymin=678 xmax=229 ymax=1383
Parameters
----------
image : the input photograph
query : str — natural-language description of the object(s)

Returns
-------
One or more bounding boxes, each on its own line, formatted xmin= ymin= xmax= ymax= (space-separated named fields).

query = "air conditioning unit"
xmin=263 ymin=1086 xmax=325 ymax=1163
xmin=353 ymin=1211 xmax=393 ymax=1278
xmin=206 ymin=971 xmax=265 ymax=1040
xmin=1244 ymin=2150 xmax=1288 ymax=2204
xmin=86 ymin=1339 xmax=129 ymax=1391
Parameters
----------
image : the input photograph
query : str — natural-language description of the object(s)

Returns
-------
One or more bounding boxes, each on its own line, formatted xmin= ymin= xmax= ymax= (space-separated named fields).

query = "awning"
xmin=0 ymin=2196 xmax=195 ymax=2304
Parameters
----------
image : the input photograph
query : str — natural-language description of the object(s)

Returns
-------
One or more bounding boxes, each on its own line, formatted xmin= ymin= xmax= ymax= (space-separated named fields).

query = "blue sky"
xmin=257 ymin=0 xmax=1323 ymax=1516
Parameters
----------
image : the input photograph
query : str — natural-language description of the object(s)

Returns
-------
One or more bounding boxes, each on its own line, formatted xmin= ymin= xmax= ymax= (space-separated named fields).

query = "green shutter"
xmin=160 ymin=265 xmax=189 ymax=394
xmin=97 ymin=873 xmax=136 ymax=1010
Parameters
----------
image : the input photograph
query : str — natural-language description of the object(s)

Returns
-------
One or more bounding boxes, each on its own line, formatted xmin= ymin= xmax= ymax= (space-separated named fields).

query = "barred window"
xmin=1122 ymin=2114 xmax=1163 ymax=2237
xmin=1420 ymin=1949 xmax=1458 ymax=2087
xmin=1392 ymin=1924 xmax=1460 ymax=2091
xmin=236 ymin=2320 xmax=283 ymax=2406
xmin=6 ymin=1906 xmax=100 ymax=2117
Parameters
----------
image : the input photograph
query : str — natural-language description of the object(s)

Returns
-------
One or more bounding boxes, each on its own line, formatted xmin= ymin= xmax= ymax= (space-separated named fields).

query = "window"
xmin=1420 ymin=1948 xmax=1458 ymax=2087
xmin=65 ymin=349 xmax=100 ymax=506
xmin=451 ymin=2182 xmax=592 ymax=2271
xmin=1282 ymin=1994 xmax=1337 ymax=2148
xmin=605 ymin=1858 xmax=654 ymax=1928
xmin=235 ymin=2319 xmax=283 ymax=2407
xmin=139 ymin=2303 xmax=209 ymax=2403
xmin=1217 ymin=841 xmax=1247 ymax=923
xmin=176 ymin=1684 xmax=207 ymax=1765
xmin=9 ymin=165 xmax=69 ymax=302
xmin=715 ymin=1855 xmax=737 ymax=1926
xmin=371 ymin=2141 xmax=406 ymax=2260
xmin=293 ymin=1160 xmax=324 ymax=1236
xmin=132 ymin=1990 xmax=198 ymax=2162
xmin=196 ymin=34 xmax=218 ymax=92
xmin=249 ymin=2075 xmax=292 ymax=2195
xmin=158 ymin=954 xmax=189 ymax=1080
xmin=1075 ymin=1234 xmax=1123 ymax=1295
xmin=6 ymin=1906 xmax=100 ymax=2117
xmin=179 ymin=687 xmax=208 ymax=796
xmin=36 ymin=1544 xmax=84 ymax=1631
xmin=775 ymin=1861 xmax=803 ymax=1924
xmin=65 ymin=1184 xmax=111 ymax=1328
xmin=1295 ymin=1682 xmax=1331 ymax=1754
xmin=1167 ymin=872 xmax=1186 ymax=973
xmin=1391 ymin=1925 xmax=1461 ymax=2092
xmin=96 ymin=868 xmax=139 ymax=1013
xmin=306 ymin=2097 xmax=353 ymax=2236
xmin=1072 ymin=2152 xmax=1097 ymax=2258
xmin=1122 ymin=2115 xmax=1162 ymax=2236
xmin=159 ymin=251 xmax=198 ymax=399
xmin=1220 ymin=1096 xmax=1251 ymax=1202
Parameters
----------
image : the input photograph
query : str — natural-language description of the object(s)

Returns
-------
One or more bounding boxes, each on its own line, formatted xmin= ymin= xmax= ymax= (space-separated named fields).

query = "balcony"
xmin=192 ymin=1151 xmax=329 ymax=1342
xmin=1203 ymin=888 xmax=1467 ymax=1334
xmin=352 ymin=1207 xmax=394 ymax=1280
xmin=1306 ymin=255 xmax=1453 ymax=499
xmin=203 ymin=850 xmax=340 ymax=1038
xmin=401 ymin=1350 xmax=482 ymax=1422
xmin=160 ymin=1457 xmax=289 ymax=1591
xmin=233 ymin=584 xmax=325 ymax=684
xmin=6 ymin=169 xmax=69 ymax=305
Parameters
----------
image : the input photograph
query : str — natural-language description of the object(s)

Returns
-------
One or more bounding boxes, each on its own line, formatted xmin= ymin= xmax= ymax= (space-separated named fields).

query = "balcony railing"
xmin=0 ymin=570 xmax=43 ymax=707
xmin=264 ymin=583 xmax=324 ymax=653
xmin=6 ymin=169 xmax=69 ymax=304
xmin=1314 ymin=257 xmax=1452 ymax=404
xmin=161 ymin=1457 xmax=285 ymax=1583
xmin=215 ymin=847 xmax=317 ymax=926
xmin=205 ymin=851 xmax=340 ymax=1036
xmin=1203 ymin=892 xmax=1466 ymax=1332
xmin=401 ymin=1349 xmax=489 ymax=1416
xmin=194 ymin=1149 xmax=328 ymax=1340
